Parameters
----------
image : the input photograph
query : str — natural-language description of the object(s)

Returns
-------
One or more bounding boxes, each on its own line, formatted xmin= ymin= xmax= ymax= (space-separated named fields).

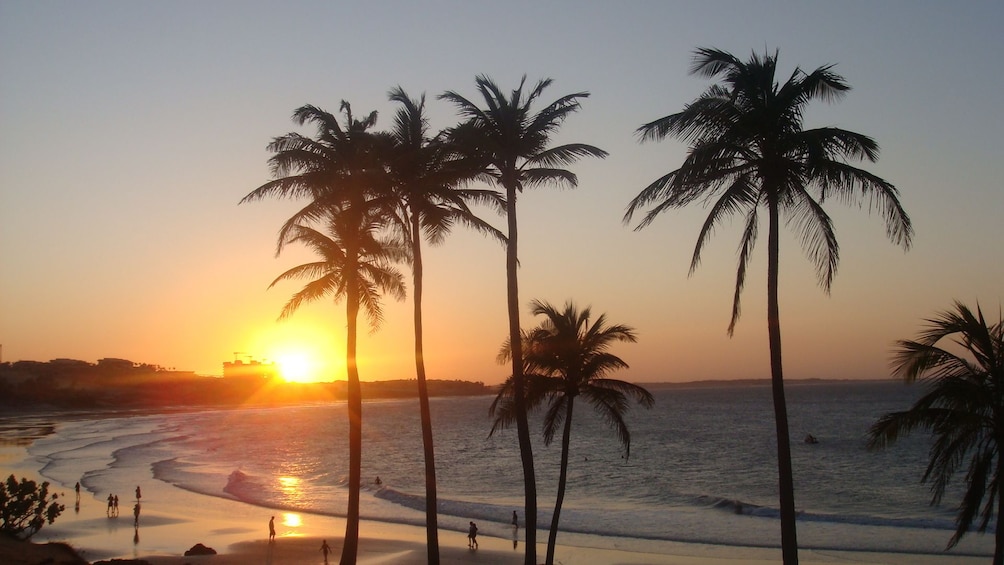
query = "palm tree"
xmin=624 ymin=48 xmax=913 ymax=564
xmin=868 ymin=302 xmax=1004 ymax=562
xmin=440 ymin=76 xmax=607 ymax=564
xmin=384 ymin=86 xmax=504 ymax=564
xmin=243 ymin=102 xmax=399 ymax=564
xmin=490 ymin=299 xmax=653 ymax=565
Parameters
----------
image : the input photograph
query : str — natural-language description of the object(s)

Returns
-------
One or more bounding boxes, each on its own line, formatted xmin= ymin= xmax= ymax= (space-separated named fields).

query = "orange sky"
xmin=1 ymin=2 xmax=1001 ymax=384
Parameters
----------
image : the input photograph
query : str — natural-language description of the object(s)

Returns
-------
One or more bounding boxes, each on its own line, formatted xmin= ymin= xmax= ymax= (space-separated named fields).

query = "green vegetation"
xmin=625 ymin=48 xmax=912 ymax=564
xmin=0 ymin=475 xmax=64 ymax=540
xmin=869 ymin=302 xmax=1004 ymax=562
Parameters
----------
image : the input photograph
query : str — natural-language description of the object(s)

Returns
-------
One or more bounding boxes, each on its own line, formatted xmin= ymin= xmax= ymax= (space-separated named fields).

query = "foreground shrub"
xmin=0 ymin=474 xmax=64 ymax=539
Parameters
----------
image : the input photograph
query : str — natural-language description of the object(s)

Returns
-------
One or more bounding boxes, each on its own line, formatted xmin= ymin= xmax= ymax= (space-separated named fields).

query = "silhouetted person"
xmin=106 ymin=494 xmax=113 ymax=517
xmin=133 ymin=502 xmax=140 ymax=526
xmin=135 ymin=485 xmax=142 ymax=500
xmin=512 ymin=510 xmax=518 ymax=529
xmin=374 ymin=476 xmax=381 ymax=486
xmin=113 ymin=495 xmax=119 ymax=517
xmin=320 ymin=539 xmax=331 ymax=563
xmin=268 ymin=516 xmax=276 ymax=542
xmin=75 ymin=481 xmax=80 ymax=503
xmin=468 ymin=521 xmax=478 ymax=549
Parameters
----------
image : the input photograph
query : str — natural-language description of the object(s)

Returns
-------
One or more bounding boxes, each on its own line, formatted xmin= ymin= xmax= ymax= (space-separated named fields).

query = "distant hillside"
xmin=0 ymin=359 xmax=492 ymax=411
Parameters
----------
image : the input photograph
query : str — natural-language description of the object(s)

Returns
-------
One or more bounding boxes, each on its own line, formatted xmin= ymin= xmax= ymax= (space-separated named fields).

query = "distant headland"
xmin=0 ymin=357 xmax=492 ymax=411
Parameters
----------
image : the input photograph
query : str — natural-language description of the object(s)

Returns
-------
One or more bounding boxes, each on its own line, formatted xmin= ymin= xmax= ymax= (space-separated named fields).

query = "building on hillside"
xmin=222 ymin=355 xmax=277 ymax=380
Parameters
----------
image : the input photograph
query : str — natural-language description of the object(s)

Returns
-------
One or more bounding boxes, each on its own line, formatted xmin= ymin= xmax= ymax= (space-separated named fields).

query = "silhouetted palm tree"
xmin=440 ymin=76 xmax=607 ymax=564
xmin=385 ymin=86 xmax=503 ymax=564
xmin=490 ymin=299 xmax=653 ymax=565
xmin=243 ymin=102 xmax=399 ymax=564
xmin=624 ymin=48 xmax=913 ymax=564
xmin=869 ymin=302 xmax=1004 ymax=563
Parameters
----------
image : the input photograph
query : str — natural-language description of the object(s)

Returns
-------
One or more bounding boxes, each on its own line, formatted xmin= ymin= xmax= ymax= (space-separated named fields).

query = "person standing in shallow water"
xmin=268 ymin=516 xmax=276 ymax=542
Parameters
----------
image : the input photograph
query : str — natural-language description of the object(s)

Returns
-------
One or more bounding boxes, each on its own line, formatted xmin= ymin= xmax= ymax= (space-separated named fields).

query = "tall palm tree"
xmin=490 ymin=299 xmax=653 ymax=565
xmin=868 ymin=302 xmax=1004 ymax=563
xmin=385 ymin=86 xmax=504 ymax=564
xmin=243 ymin=102 xmax=399 ymax=564
xmin=624 ymin=48 xmax=913 ymax=564
xmin=440 ymin=76 xmax=607 ymax=564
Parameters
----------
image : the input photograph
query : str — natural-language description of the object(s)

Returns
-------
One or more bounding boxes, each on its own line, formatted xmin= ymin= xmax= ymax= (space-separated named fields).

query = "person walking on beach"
xmin=106 ymin=494 xmax=113 ymax=517
xmin=135 ymin=485 xmax=141 ymax=501
xmin=512 ymin=510 xmax=519 ymax=529
xmin=113 ymin=495 xmax=119 ymax=517
xmin=75 ymin=482 xmax=80 ymax=503
xmin=268 ymin=516 xmax=276 ymax=542
xmin=468 ymin=521 xmax=478 ymax=549
xmin=319 ymin=539 xmax=331 ymax=563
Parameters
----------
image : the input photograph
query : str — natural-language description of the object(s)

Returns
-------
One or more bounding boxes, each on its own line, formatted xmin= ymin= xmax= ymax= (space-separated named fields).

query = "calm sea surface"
xmin=12 ymin=380 xmax=996 ymax=556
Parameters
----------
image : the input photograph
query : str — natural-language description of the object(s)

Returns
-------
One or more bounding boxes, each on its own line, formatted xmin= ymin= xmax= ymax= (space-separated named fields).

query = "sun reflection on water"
xmin=276 ymin=476 xmax=308 ymax=517
xmin=282 ymin=512 xmax=302 ymax=529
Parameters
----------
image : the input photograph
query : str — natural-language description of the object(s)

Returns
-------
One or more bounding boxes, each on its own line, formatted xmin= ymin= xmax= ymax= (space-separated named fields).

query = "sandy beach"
xmin=26 ymin=476 xmax=988 ymax=565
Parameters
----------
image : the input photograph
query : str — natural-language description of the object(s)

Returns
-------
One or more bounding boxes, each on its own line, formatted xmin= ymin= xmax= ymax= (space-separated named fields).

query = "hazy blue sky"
xmin=1 ymin=1 xmax=1001 ymax=383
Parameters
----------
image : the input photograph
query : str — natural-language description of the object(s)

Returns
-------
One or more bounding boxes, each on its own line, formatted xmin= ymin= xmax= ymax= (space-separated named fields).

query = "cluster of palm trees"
xmin=243 ymin=46 xmax=999 ymax=565
xmin=243 ymin=75 xmax=616 ymax=565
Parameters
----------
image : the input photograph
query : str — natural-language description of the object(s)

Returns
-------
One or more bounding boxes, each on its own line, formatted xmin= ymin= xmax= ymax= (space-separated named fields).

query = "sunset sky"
xmin=1 ymin=2 xmax=1001 ymax=384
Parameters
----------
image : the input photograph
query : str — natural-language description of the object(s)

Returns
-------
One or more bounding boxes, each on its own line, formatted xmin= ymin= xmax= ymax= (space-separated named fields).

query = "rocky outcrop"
xmin=184 ymin=542 xmax=217 ymax=556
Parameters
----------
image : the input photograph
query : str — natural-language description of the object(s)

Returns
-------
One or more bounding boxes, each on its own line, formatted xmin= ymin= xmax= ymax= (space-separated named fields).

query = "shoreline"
xmin=1 ymin=408 xmax=993 ymax=564
xmin=27 ymin=477 xmax=988 ymax=565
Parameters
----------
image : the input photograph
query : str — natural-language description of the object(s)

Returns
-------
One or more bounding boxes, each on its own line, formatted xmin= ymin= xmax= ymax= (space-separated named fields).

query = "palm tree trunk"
xmin=768 ymin=197 xmax=798 ymax=565
xmin=505 ymin=181 xmax=537 ymax=565
xmin=546 ymin=398 xmax=575 ymax=565
xmin=995 ymin=452 xmax=1003 ymax=565
xmin=341 ymin=245 xmax=362 ymax=565
xmin=411 ymin=215 xmax=440 ymax=564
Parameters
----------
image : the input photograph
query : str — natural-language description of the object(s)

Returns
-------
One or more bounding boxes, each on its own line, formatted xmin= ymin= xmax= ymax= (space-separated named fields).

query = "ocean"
xmin=9 ymin=380 xmax=996 ymax=557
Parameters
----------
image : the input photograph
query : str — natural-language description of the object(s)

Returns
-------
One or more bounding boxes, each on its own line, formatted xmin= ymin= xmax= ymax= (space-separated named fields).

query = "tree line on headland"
xmin=0 ymin=358 xmax=491 ymax=410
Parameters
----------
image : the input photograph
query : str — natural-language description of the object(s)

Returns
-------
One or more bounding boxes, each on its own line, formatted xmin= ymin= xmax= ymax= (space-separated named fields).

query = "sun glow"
xmin=243 ymin=320 xmax=341 ymax=383
xmin=277 ymin=352 xmax=315 ymax=383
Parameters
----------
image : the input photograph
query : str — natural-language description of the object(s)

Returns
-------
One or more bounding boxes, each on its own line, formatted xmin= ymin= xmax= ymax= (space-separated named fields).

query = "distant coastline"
xmin=0 ymin=357 xmax=491 ymax=412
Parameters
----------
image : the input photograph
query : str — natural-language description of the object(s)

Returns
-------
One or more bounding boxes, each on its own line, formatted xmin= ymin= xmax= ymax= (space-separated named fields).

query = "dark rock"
xmin=184 ymin=543 xmax=217 ymax=556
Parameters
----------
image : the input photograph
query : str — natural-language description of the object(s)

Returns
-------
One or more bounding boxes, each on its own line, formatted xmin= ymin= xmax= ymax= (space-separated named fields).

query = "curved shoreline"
xmin=3 ymin=411 xmax=995 ymax=563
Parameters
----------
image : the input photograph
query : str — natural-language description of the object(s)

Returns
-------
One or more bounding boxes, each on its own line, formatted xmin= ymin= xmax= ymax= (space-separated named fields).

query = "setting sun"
xmin=276 ymin=352 xmax=316 ymax=383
